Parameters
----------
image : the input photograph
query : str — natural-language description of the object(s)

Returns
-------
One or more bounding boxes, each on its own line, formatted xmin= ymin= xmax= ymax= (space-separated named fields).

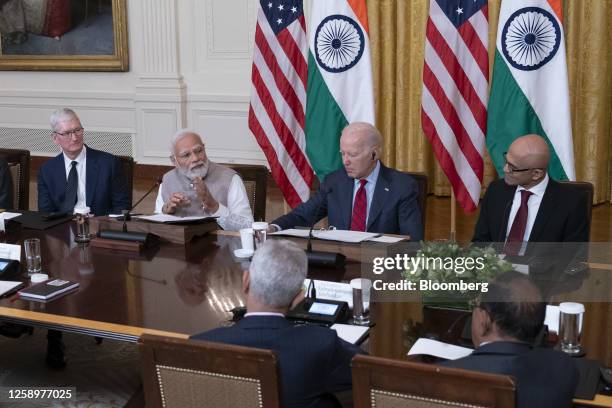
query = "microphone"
xmin=97 ymin=176 xmax=163 ymax=247
xmin=305 ymin=186 xmax=346 ymax=268
xmin=118 ymin=176 xmax=163 ymax=231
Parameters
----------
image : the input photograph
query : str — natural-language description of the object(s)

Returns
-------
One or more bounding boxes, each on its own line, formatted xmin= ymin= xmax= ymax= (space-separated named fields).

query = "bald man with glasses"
xmin=473 ymin=134 xmax=589 ymax=245
xmin=38 ymin=108 xmax=130 ymax=216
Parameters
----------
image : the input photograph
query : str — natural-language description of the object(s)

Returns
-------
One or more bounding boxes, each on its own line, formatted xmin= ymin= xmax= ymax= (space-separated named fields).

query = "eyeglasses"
xmin=54 ymin=127 xmax=84 ymax=138
xmin=175 ymin=145 xmax=205 ymax=161
xmin=503 ymin=152 xmax=542 ymax=174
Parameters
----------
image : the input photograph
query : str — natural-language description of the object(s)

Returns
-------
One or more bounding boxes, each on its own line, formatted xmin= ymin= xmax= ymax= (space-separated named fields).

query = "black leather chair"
xmin=0 ymin=149 xmax=30 ymax=210
xmin=228 ymin=164 xmax=268 ymax=222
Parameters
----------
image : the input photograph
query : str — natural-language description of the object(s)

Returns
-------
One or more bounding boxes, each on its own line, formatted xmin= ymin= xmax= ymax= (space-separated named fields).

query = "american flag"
xmin=421 ymin=0 xmax=488 ymax=213
xmin=248 ymin=0 xmax=314 ymax=208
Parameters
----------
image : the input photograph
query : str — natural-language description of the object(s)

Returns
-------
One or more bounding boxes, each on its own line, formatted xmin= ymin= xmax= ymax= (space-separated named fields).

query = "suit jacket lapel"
xmin=366 ymin=165 xmax=389 ymax=231
xmin=528 ymin=180 xmax=557 ymax=241
xmin=52 ymin=154 xmax=68 ymax=203
xmin=85 ymin=148 xmax=97 ymax=206
xmin=496 ymin=182 xmax=517 ymax=240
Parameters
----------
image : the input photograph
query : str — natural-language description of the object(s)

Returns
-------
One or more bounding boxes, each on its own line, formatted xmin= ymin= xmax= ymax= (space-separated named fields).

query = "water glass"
xmin=252 ymin=222 xmax=268 ymax=249
xmin=558 ymin=302 xmax=584 ymax=355
xmin=350 ymin=278 xmax=371 ymax=326
xmin=24 ymin=238 xmax=42 ymax=275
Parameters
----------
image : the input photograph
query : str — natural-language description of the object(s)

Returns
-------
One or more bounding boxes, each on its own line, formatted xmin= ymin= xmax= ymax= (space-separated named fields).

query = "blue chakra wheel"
xmin=501 ymin=7 xmax=561 ymax=71
xmin=314 ymin=14 xmax=365 ymax=73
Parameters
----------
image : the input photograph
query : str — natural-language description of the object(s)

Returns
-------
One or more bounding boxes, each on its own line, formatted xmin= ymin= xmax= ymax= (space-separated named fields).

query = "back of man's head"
xmin=479 ymin=271 xmax=546 ymax=343
xmin=248 ymin=239 xmax=307 ymax=308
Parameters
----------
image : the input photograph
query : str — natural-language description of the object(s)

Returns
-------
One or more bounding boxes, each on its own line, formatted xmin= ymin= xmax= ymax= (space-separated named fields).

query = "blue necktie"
xmin=62 ymin=161 xmax=78 ymax=213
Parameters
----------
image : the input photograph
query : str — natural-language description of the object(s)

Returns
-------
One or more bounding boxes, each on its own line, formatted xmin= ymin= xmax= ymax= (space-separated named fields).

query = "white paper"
xmin=0 ymin=244 xmax=21 ymax=261
xmin=135 ymin=214 xmax=214 ymax=223
xmin=271 ymin=228 xmax=379 ymax=243
xmin=0 ymin=280 xmax=22 ymax=297
xmin=1 ymin=212 xmax=21 ymax=220
xmin=512 ymin=263 xmax=530 ymax=275
xmin=367 ymin=235 xmax=406 ymax=243
xmin=407 ymin=338 xmax=473 ymax=360
xmin=545 ymin=305 xmax=560 ymax=333
xmin=331 ymin=323 xmax=369 ymax=344
xmin=302 ymin=279 xmax=368 ymax=310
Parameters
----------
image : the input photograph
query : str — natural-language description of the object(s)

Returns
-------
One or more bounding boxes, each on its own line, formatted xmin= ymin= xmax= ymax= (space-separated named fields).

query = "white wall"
xmin=0 ymin=0 xmax=265 ymax=166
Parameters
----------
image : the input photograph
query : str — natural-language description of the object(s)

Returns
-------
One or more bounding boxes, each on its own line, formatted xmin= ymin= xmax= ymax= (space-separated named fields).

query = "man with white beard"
xmin=154 ymin=129 xmax=254 ymax=231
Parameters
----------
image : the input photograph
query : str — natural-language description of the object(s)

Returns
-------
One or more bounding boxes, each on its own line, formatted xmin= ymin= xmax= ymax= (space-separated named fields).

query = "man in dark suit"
xmin=38 ymin=108 xmax=130 ymax=216
xmin=473 ymin=134 xmax=589 ymax=244
xmin=442 ymin=272 xmax=578 ymax=408
xmin=0 ymin=158 xmax=13 ymax=209
xmin=192 ymin=239 xmax=362 ymax=408
xmin=271 ymin=122 xmax=423 ymax=240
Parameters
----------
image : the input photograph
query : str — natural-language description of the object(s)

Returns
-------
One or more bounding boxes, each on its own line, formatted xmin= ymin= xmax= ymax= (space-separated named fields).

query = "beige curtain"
xmin=368 ymin=0 xmax=612 ymax=203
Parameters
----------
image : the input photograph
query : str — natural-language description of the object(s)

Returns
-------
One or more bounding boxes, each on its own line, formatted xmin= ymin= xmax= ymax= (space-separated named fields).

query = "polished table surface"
xmin=0 ymin=222 xmax=610 ymax=363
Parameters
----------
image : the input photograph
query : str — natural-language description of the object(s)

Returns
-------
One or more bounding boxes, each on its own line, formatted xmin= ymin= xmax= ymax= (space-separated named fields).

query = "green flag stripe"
xmin=305 ymin=52 xmax=348 ymax=179
xmin=487 ymin=51 xmax=569 ymax=180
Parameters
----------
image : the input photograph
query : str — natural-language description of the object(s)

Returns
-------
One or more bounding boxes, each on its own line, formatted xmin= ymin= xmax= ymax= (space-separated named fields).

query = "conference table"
xmin=0 ymin=220 xmax=610 ymax=406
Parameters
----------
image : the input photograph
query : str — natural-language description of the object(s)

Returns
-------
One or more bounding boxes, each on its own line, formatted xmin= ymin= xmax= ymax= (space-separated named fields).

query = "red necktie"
xmin=504 ymin=190 xmax=533 ymax=255
xmin=350 ymin=179 xmax=368 ymax=231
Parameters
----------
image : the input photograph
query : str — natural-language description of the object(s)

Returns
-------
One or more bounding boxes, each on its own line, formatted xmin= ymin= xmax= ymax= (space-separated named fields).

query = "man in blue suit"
xmin=38 ymin=108 xmax=130 ymax=216
xmin=271 ymin=122 xmax=423 ymax=240
xmin=441 ymin=272 xmax=578 ymax=407
xmin=192 ymin=239 xmax=362 ymax=408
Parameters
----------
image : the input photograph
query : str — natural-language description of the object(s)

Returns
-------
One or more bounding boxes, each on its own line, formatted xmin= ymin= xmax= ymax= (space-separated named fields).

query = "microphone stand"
xmin=305 ymin=187 xmax=346 ymax=268
xmin=97 ymin=177 xmax=163 ymax=247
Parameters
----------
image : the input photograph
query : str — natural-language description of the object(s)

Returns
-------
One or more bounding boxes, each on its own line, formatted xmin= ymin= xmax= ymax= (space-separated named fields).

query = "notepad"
xmin=407 ymin=338 xmax=473 ymax=360
xmin=18 ymin=279 xmax=79 ymax=301
xmin=0 ymin=280 xmax=23 ymax=297
xmin=331 ymin=324 xmax=370 ymax=345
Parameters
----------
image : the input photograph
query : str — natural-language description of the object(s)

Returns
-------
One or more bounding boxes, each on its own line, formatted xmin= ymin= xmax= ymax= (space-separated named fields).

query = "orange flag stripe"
xmin=347 ymin=0 xmax=369 ymax=33
xmin=547 ymin=0 xmax=563 ymax=23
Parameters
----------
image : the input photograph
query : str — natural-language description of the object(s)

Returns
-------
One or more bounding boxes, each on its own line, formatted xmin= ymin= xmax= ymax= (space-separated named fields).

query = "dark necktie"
xmin=504 ymin=190 xmax=533 ymax=255
xmin=62 ymin=161 xmax=78 ymax=213
xmin=350 ymin=179 xmax=368 ymax=231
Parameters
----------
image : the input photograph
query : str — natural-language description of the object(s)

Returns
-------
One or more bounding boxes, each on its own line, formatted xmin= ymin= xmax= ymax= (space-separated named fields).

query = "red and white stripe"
xmin=421 ymin=1 xmax=489 ymax=213
xmin=249 ymin=7 xmax=314 ymax=208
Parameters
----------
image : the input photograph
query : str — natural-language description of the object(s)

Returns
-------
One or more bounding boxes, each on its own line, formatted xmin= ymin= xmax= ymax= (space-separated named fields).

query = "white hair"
xmin=170 ymin=129 xmax=203 ymax=153
xmin=50 ymin=108 xmax=79 ymax=132
xmin=248 ymin=239 xmax=307 ymax=308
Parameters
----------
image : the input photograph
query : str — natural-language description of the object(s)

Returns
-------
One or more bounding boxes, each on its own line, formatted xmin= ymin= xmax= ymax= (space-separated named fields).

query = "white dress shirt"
xmin=505 ymin=174 xmax=549 ymax=242
xmin=154 ymin=174 xmax=254 ymax=231
xmin=62 ymin=146 xmax=87 ymax=211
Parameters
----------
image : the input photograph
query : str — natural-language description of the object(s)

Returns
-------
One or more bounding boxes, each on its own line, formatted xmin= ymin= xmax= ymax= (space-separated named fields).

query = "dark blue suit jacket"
xmin=272 ymin=164 xmax=423 ymax=240
xmin=192 ymin=316 xmax=362 ymax=408
xmin=37 ymin=147 xmax=130 ymax=216
xmin=441 ymin=342 xmax=578 ymax=408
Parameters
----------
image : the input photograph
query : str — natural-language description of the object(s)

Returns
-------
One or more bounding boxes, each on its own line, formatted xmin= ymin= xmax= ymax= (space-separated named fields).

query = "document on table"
xmin=302 ymin=279 xmax=369 ymax=310
xmin=0 ymin=280 xmax=23 ymax=297
xmin=135 ymin=214 xmax=215 ymax=223
xmin=407 ymin=338 xmax=472 ymax=360
xmin=270 ymin=228 xmax=380 ymax=243
xmin=331 ymin=324 xmax=369 ymax=345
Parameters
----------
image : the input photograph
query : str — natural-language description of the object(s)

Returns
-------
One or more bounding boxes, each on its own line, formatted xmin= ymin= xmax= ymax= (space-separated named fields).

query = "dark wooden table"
xmin=0 ymin=222 xmax=610 ymax=369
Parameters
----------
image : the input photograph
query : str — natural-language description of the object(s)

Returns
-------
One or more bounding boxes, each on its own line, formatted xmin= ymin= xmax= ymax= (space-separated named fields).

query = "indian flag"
xmin=306 ymin=0 xmax=375 ymax=179
xmin=487 ymin=0 xmax=575 ymax=180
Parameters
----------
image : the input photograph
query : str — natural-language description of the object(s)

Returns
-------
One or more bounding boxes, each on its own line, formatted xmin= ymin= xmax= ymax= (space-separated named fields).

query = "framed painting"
xmin=0 ymin=0 xmax=128 ymax=71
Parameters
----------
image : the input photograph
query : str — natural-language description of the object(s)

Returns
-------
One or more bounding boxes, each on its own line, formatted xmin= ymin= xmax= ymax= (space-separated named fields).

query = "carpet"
xmin=0 ymin=329 xmax=140 ymax=407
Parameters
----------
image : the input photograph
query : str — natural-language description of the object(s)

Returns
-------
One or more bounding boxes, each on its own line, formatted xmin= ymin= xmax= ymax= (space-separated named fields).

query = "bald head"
xmin=508 ymin=134 xmax=550 ymax=169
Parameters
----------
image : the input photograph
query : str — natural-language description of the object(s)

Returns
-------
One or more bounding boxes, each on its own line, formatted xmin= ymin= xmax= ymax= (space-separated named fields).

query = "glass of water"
xmin=24 ymin=238 xmax=42 ymax=275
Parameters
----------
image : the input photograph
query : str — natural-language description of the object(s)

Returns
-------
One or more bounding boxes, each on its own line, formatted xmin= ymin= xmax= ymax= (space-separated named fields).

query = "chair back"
xmin=140 ymin=334 xmax=281 ymax=408
xmin=352 ymin=355 xmax=516 ymax=408
xmin=0 ymin=149 xmax=30 ymax=210
xmin=117 ymin=155 xmax=135 ymax=208
xmin=405 ymin=172 xmax=428 ymax=228
xmin=559 ymin=180 xmax=594 ymax=237
xmin=228 ymin=164 xmax=268 ymax=221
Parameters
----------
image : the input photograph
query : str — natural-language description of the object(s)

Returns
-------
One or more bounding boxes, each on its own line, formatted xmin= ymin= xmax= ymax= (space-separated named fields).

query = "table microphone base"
xmin=97 ymin=229 xmax=159 ymax=248
xmin=306 ymin=250 xmax=346 ymax=268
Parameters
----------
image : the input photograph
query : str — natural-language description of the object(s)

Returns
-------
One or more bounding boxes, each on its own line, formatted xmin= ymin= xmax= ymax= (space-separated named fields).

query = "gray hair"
xmin=248 ymin=239 xmax=307 ymax=308
xmin=170 ymin=129 xmax=203 ymax=153
xmin=342 ymin=122 xmax=383 ymax=148
xmin=50 ymin=108 xmax=79 ymax=132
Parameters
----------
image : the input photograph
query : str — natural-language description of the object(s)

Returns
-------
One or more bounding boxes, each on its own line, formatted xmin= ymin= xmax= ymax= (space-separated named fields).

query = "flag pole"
xmin=450 ymin=190 xmax=457 ymax=242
